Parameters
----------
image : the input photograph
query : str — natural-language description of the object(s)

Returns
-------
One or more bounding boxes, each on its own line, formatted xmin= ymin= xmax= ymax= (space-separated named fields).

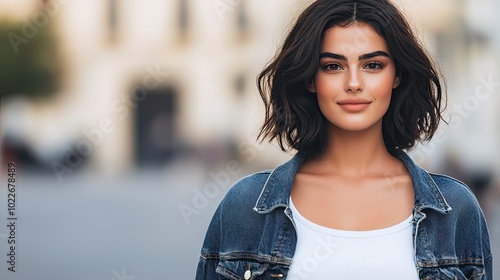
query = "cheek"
xmin=365 ymin=74 xmax=396 ymax=99
xmin=313 ymin=76 xmax=341 ymax=119
xmin=314 ymin=74 xmax=343 ymax=98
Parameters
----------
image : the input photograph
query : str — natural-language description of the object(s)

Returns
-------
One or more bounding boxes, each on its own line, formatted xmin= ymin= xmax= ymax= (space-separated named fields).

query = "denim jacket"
xmin=196 ymin=150 xmax=492 ymax=279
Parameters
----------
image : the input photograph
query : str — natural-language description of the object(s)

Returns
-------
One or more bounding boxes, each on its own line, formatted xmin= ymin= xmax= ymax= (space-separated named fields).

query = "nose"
xmin=344 ymin=68 xmax=363 ymax=93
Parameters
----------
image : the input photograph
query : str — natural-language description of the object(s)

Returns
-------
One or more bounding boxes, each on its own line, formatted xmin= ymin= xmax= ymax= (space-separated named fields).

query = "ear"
xmin=306 ymin=79 xmax=316 ymax=93
xmin=392 ymin=76 xmax=401 ymax=89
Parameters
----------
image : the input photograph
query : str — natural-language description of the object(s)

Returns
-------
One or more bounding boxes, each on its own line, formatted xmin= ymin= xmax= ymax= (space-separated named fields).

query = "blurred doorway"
xmin=134 ymin=87 xmax=178 ymax=167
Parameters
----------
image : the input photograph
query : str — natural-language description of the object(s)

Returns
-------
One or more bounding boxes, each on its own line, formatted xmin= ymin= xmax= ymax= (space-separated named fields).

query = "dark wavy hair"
xmin=257 ymin=0 xmax=444 ymax=161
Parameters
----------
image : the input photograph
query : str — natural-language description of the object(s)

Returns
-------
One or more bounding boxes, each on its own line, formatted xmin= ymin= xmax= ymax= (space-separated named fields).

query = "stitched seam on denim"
xmin=207 ymin=252 xmax=291 ymax=265
xmin=201 ymin=253 xmax=222 ymax=260
xmin=413 ymin=210 xmax=425 ymax=270
xmin=217 ymin=263 xmax=272 ymax=279
xmin=423 ymin=173 xmax=451 ymax=212
xmin=418 ymin=258 xmax=485 ymax=267
xmin=396 ymin=150 xmax=450 ymax=213
xmin=271 ymin=219 xmax=292 ymax=264
xmin=215 ymin=266 xmax=240 ymax=280
xmin=272 ymin=227 xmax=286 ymax=256
xmin=254 ymin=170 xmax=275 ymax=211
xmin=254 ymin=155 xmax=304 ymax=212
xmin=415 ymin=212 xmax=434 ymax=265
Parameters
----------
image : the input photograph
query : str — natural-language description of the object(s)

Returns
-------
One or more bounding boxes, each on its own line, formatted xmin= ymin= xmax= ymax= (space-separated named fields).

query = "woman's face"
xmin=309 ymin=22 xmax=399 ymax=133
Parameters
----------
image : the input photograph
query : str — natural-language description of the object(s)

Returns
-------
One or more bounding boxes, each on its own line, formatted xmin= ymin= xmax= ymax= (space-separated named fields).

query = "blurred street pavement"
xmin=0 ymin=166 xmax=498 ymax=280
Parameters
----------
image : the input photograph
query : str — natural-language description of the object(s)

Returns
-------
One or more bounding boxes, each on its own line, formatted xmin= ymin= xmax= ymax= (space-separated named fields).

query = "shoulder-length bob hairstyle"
xmin=257 ymin=0 xmax=444 ymax=161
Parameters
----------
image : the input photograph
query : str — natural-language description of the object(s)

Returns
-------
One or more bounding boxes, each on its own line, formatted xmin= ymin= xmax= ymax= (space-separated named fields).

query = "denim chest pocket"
xmin=421 ymin=265 xmax=484 ymax=280
xmin=216 ymin=260 xmax=286 ymax=280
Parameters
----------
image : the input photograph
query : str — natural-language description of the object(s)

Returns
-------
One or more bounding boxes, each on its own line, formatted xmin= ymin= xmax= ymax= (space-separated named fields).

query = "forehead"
xmin=321 ymin=22 xmax=390 ymax=56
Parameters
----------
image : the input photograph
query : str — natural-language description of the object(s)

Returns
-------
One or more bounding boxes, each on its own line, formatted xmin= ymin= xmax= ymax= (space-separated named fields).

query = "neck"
xmin=312 ymin=121 xmax=393 ymax=177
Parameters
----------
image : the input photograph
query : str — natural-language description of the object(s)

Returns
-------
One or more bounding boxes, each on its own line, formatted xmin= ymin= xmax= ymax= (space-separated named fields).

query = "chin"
xmin=329 ymin=119 xmax=382 ymax=132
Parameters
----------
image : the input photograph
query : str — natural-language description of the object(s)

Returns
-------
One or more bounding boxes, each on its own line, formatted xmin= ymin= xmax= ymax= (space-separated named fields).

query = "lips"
xmin=337 ymin=99 xmax=371 ymax=112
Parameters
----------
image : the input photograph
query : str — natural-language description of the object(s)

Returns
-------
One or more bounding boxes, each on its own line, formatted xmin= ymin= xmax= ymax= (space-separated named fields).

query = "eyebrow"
xmin=319 ymin=51 xmax=390 ymax=61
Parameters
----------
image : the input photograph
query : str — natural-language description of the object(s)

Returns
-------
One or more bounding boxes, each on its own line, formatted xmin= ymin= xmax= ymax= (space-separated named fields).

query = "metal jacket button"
xmin=244 ymin=269 xmax=251 ymax=279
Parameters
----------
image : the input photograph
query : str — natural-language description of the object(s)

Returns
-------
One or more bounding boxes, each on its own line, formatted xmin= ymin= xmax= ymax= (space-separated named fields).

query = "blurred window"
xmin=178 ymin=0 xmax=189 ymax=38
xmin=234 ymin=73 xmax=246 ymax=97
xmin=108 ymin=0 xmax=118 ymax=42
xmin=236 ymin=3 xmax=248 ymax=37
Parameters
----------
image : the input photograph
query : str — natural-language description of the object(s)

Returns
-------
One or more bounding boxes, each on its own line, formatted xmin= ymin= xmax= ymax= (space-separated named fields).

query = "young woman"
xmin=196 ymin=0 xmax=492 ymax=279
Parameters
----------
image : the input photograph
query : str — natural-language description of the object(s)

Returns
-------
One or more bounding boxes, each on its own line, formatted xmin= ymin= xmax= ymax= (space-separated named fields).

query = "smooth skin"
xmin=291 ymin=22 xmax=414 ymax=231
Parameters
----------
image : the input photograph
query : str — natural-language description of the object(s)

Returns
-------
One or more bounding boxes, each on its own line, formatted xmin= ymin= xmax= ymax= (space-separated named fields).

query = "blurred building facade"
xmin=1 ymin=0 xmax=499 ymax=180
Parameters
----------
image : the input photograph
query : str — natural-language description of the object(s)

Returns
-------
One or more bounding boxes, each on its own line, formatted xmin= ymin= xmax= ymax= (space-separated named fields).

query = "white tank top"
xmin=288 ymin=198 xmax=419 ymax=280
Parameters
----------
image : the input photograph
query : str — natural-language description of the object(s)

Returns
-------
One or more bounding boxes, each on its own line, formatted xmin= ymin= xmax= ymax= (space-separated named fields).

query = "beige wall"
xmin=1 ymin=0 xmax=498 ymax=173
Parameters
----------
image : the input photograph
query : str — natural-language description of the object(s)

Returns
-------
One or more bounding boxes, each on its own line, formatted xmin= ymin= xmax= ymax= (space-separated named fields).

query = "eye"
xmin=322 ymin=63 xmax=343 ymax=71
xmin=364 ymin=62 xmax=384 ymax=70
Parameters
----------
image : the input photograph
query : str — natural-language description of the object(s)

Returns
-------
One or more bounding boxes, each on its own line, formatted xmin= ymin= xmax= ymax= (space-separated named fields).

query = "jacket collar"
xmin=253 ymin=150 xmax=451 ymax=214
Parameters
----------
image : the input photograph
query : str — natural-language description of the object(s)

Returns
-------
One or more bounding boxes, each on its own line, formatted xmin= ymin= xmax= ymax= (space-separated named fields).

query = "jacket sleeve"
xmin=195 ymin=203 xmax=223 ymax=280
xmin=195 ymin=171 xmax=271 ymax=279
xmin=429 ymin=174 xmax=493 ymax=279
xmin=196 ymin=255 xmax=221 ymax=280
xmin=471 ymin=186 xmax=493 ymax=279
xmin=484 ymin=254 xmax=492 ymax=280
xmin=480 ymin=211 xmax=493 ymax=280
